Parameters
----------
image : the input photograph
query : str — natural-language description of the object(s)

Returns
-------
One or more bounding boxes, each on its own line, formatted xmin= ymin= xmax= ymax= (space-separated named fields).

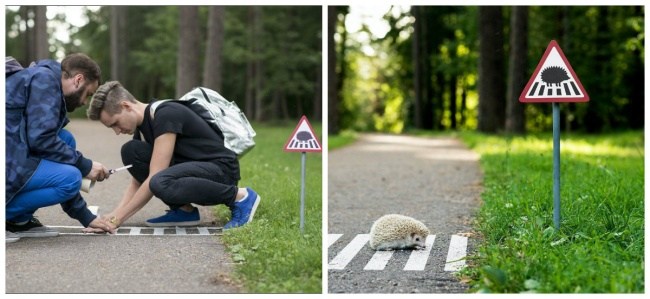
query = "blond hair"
xmin=87 ymin=81 xmax=137 ymax=120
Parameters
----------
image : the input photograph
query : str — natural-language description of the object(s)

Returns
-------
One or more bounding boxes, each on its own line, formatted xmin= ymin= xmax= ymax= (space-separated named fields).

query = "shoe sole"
xmin=245 ymin=195 xmax=262 ymax=224
xmin=144 ymin=220 xmax=201 ymax=227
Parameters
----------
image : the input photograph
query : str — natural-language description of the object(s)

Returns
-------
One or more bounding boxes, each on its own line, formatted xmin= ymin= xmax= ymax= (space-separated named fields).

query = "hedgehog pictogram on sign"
xmin=284 ymin=115 xmax=322 ymax=152
xmin=520 ymin=40 xmax=589 ymax=103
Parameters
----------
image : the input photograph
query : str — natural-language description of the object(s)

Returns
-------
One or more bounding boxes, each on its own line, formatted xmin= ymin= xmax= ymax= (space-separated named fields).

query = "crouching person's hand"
xmin=82 ymin=217 xmax=117 ymax=234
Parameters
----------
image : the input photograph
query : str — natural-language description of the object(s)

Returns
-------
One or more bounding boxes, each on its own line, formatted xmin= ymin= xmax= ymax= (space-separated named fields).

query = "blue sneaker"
xmin=145 ymin=208 xmax=200 ymax=227
xmin=224 ymin=188 xmax=261 ymax=230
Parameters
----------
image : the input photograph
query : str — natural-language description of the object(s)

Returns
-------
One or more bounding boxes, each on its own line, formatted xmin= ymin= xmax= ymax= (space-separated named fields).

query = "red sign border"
xmin=283 ymin=115 xmax=322 ymax=153
xmin=519 ymin=40 xmax=589 ymax=103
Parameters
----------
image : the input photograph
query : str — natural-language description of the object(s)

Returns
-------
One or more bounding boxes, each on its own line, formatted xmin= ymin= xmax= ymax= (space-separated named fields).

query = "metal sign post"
xmin=520 ymin=40 xmax=589 ymax=230
xmin=283 ymin=115 xmax=322 ymax=234
xmin=552 ymin=103 xmax=561 ymax=229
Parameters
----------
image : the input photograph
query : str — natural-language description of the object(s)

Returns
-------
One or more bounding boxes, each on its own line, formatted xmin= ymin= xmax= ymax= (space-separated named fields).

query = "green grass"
xmin=214 ymin=122 xmax=322 ymax=293
xmin=458 ymin=131 xmax=644 ymax=293
xmin=328 ymin=130 xmax=358 ymax=150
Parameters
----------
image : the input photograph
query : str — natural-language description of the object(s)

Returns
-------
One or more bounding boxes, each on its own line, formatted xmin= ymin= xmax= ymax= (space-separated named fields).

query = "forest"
xmin=328 ymin=6 xmax=645 ymax=134
xmin=5 ymin=6 xmax=323 ymax=122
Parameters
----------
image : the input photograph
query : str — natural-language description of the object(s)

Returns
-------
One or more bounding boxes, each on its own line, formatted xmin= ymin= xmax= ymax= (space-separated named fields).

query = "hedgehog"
xmin=369 ymin=214 xmax=430 ymax=251
xmin=540 ymin=66 xmax=570 ymax=87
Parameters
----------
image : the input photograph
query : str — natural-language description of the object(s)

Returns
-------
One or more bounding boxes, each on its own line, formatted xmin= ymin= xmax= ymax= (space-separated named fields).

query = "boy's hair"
xmin=87 ymin=81 xmax=137 ymax=120
xmin=61 ymin=53 xmax=101 ymax=83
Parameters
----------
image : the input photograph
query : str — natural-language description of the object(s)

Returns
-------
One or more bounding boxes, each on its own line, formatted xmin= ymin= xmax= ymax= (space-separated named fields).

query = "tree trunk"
xmin=33 ymin=6 xmax=48 ymax=60
xmin=478 ymin=6 xmax=506 ymax=133
xmin=176 ymin=6 xmax=201 ymax=98
xmin=203 ymin=6 xmax=224 ymax=92
xmin=245 ymin=7 xmax=255 ymax=118
xmin=328 ymin=6 xmax=340 ymax=134
xmin=505 ymin=6 xmax=528 ymax=134
xmin=253 ymin=7 xmax=264 ymax=122
xmin=412 ymin=7 xmax=433 ymax=129
xmin=110 ymin=6 xmax=128 ymax=81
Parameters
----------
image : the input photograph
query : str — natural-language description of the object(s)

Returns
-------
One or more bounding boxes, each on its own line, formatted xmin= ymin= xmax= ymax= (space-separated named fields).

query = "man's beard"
xmin=64 ymin=85 xmax=85 ymax=112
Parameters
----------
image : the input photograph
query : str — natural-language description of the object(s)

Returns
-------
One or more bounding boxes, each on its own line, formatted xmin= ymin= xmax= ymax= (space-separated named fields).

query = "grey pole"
xmin=300 ymin=152 xmax=306 ymax=234
xmin=553 ymin=102 xmax=561 ymax=229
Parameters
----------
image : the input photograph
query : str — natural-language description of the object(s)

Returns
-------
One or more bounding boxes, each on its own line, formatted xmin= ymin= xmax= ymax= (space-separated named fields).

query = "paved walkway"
xmin=5 ymin=120 xmax=241 ymax=293
xmin=328 ymin=134 xmax=483 ymax=293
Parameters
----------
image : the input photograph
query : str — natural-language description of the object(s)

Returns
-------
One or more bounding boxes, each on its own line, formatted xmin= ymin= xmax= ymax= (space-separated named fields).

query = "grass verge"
xmin=214 ymin=122 xmax=322 ymax=293
xmin=458 ymin=131 xmax=644 ymax=293
xmin=328 ymin=130 xmax=358 ymax=150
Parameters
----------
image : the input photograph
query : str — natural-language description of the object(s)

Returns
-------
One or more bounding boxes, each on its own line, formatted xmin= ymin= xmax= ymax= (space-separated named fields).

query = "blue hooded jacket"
xmin=5 ymin=59 xmax=95 ymax=226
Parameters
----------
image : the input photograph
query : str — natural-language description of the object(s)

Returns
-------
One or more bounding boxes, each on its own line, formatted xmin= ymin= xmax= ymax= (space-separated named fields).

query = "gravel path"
xmin=328 ymin=133 xmax=482 ymax=293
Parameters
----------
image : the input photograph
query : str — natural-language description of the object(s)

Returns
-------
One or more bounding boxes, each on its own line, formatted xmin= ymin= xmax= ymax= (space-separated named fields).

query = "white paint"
xmin=363 ymin=250 xmax=393 ymax=270
xmin=153 ymin=228 xmax=164 ymax=235
xmin=198 ymin=227 xmax=210 ymax=235
xmin=129 ymin=227 xmax=141 ymax=235
xmin=328 ymin=234 xmax=369 ymax=270
xmin=404 ymin=234 xmax=436 ymax=271
xmin=176 ymin=227 xmax=187 ymax=235
xmin=444 ymin=235 xmax=468 ymax=272
xmin=328 ymin=234 xmax=343 ymax=247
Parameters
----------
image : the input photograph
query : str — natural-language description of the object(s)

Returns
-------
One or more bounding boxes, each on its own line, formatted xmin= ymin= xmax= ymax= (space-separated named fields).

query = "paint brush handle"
xmin=109 ymin=164 xmax=133 ymax=174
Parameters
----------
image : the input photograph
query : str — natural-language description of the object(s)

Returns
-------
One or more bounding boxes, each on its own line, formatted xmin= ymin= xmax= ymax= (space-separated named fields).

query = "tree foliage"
xmin=5 ymin=6 xmax=322 ymax=122
xmin=334 ymin=6 xmax=644 ymax=133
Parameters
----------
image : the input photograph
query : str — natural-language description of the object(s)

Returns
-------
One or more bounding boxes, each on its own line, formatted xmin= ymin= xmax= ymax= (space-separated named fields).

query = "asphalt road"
xmin=328 ymin=134 xmax=482 ymax=293
xmin=5 ymin=120 xmax=241 ymax=293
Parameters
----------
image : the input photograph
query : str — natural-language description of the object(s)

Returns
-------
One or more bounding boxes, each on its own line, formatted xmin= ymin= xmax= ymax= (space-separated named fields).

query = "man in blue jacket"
xmin=6 ymin=53 xmax=114 ymax=243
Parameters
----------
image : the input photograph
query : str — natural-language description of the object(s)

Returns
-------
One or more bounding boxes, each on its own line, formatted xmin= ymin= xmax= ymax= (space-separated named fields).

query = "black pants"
xmin=121 ymin=140 xmax=239 ymax=209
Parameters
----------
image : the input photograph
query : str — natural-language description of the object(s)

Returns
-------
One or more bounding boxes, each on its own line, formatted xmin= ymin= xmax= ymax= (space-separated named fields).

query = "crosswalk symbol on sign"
xmin=283 ymin=115 xmax=322 ymax=152
xmin=519 ymin=40 xmax=589 ymax=103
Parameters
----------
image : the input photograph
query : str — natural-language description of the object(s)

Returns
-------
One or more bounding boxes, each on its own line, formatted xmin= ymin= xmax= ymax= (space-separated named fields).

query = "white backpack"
xmin=151 ymin=87 xmax=256 ymax=157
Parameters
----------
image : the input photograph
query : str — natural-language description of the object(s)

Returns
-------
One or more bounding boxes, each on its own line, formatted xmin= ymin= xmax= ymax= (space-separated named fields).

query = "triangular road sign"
xmin=284 ymin=115 xmax=322 ymax=152
xmin=519 ymin=40 xmax=589 ymax=103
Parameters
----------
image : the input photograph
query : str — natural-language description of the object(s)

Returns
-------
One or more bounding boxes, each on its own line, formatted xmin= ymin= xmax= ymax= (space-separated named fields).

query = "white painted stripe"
xmin=176 ymin=227 xmax=187 ymax=235
xmin=404 ymin=235 xmax=436 ymax=271
xmin=364 ymin=250 xmax=393 ymax=270
xmin=444 ymin=235 xmax=468 ymax=272
xmin=129 ymin=227 xmax=141 ymax=235
xmin=328 ymin=234 xmax=343 ymax=247
xmin=58 ymin=232 xmax=220 ymax=237
xmin=153 ymin=228 xmax=165 ymax=235
xmin=328 ymin=234 xmax=369 ymax=270
xmin=198 ymin=227 xmax=210 ymax=235
xmin=88 ymin=206 xmax=99 ymax=215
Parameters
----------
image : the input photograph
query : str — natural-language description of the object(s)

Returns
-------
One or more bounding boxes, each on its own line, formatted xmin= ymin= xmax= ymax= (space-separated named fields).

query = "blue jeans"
xmin=6 ymin=129 xmax=82 ymax=223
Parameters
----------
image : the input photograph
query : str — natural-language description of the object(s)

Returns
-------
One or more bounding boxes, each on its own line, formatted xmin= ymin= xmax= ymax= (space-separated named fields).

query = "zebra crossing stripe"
xmin=364 ymin=250 xmax=393 ymax=270
xmin=153 ymin=228 xmax=164 ymax=235
xmin=129 ymin=227 xmax=141 ymax=235
xmin=328 ymin=234 xmax=370 ymax=270
xmin=328 ymin=234 xmax=343 ymax=247
xmin=403 ymin=235 xmax=436 ymax=271
xmin=444 ymin=235 xmax=468 ymax=272
xmin=329 ymin=234 xmax=469 ymax=272
xmin=176 ymin=227 xmax=187 ymax=235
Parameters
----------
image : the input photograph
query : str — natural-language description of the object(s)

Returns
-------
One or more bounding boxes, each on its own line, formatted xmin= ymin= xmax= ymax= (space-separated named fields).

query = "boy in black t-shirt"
xmin=86 ymin=81 xmax=261 ymax=231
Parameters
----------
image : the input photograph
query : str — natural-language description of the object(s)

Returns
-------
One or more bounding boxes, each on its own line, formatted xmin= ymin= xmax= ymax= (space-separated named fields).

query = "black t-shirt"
xmin=137 ymin=101 xmax=240 ymax=180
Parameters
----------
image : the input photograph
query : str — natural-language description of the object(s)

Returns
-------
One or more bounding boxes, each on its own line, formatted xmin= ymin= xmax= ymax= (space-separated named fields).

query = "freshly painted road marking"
xmin=404 ymin=234 xmax=436 ymax=271
xmin=329 ymin=234 xmax=469 ymax=272
xmin=364 ymin=250 xmax=393 ymax=270
xmin=328 ymin=234 xmax=370 ymax=270
xmin=129 ymin=227 xmax=141 ymax=235
xmin=444 ymin=234 xmax=468 ymax=272
xmin=328 ymin=234 xmax=343 ymax=247
xmin=49 ymin=226 xmax=221 ymax=236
